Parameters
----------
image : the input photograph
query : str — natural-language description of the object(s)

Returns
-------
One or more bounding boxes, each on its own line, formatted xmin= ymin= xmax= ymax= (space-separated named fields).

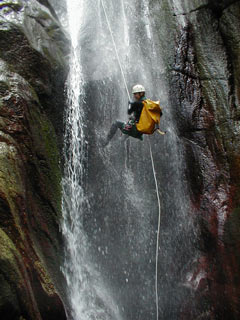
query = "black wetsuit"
xmin=103 ymin=98 xmax=146 ymax=146
xmin=128 ymin=101 xmax=144 ymax=123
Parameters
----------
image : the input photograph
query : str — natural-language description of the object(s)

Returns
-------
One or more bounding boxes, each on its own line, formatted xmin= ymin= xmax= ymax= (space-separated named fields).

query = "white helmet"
xmin=132 ymin=84 xmax=145 ymax=94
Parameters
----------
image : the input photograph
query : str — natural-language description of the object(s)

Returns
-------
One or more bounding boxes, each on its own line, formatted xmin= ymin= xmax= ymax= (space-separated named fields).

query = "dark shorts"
xmin=120 ymin=121 xmax=143 ymax=140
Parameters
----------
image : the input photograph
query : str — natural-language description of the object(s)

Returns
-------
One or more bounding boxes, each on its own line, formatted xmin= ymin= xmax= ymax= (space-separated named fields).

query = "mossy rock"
xmin=0 ymin=1 xmax=67 ymax=317
xmin=27 ymin=101 xmax=62 ymax=215
xmin=0 ymin=228 xmax=23 ymax=319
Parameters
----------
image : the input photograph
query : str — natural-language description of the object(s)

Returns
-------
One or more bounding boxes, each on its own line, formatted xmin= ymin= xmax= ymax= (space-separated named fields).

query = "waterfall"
xmin=61 ymin=0 xmax=197 ymax=319
xmin=61 ymin=0 xmax=88 ymax=317
xmin=61 ymin=0 xmax=122 ymax=319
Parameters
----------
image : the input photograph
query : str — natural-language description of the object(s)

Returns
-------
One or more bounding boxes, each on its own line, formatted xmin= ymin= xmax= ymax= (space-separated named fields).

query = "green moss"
xmin=0 ymin=80 xmax=9 ymax=95
xmin=35 ymin=9 xmax=52 ymax=21
xmin=34 ymin=260 xmax=56 ymax=296
xmin=0 ymin=228 xmax=18 ymax=262
xmin=0 ymin=117 xmax=7 ymax=130
xmin=0 ymin=228 xmax=21 ymax=284
xmin=0 ymin=3 xmax=23 ymax=12
xmin=28 ymin=86 xmax=40 ymax=104
xmin=0 ymin=142 xmax=25 ymax=240
xmin=28 ymin=103 xmax=62 ymax=216
xmin=42 ymin=44 xmax=65 ymax=68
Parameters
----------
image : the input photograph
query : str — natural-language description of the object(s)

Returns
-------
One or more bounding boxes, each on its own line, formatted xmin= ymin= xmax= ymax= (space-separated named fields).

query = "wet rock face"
xmin=0 ymin=0 xmax=68 ymax=319
xmin=167 ymin=0 xmax=240 ymax=318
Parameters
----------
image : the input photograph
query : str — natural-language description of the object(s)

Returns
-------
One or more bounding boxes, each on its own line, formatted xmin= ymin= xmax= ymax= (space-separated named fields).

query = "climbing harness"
xmin=100 ymin=1 xmax=161 ymax=318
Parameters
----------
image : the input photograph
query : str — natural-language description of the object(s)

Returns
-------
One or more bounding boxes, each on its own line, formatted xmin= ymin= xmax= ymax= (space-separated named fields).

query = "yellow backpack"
xmin=136 ymin=99 xmax=162 ymax=134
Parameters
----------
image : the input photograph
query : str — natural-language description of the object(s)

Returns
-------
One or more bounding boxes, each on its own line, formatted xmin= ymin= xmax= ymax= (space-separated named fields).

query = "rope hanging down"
xmin=100 ymin=1 xmax=161 ymax=319
xmin=149 ymin=139 xmax=161 ymax=320
xmin=100 ymin=0 xmax=131 ymax=101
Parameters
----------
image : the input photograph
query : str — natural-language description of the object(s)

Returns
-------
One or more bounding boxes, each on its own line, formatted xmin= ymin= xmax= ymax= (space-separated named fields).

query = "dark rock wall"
xmin=0 ymin=0 xmax=68 ymax=319
xmin=154 ymin=0 xmax=240 ymax=318
xmin=1 ymin=0 xmax=240 ymax=319
xmin=75 ymin=0 xmax=240 ymax=318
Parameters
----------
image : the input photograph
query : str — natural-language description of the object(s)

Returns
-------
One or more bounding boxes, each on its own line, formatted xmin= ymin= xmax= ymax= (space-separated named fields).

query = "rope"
xmin=149 ymin=138 xmax=161 ymax=320
xmin=100 ymin=0 xmax=131 ymax=101
xmin=100 ymin=1 xmax=161 ymax=319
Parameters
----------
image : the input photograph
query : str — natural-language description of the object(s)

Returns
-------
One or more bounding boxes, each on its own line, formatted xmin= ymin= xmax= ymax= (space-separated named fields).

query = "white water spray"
xmin=100 ymin=1 xmax=162 ymax=318
xmin=61 ymin=0 xmax=89 ymax=318
xmin=61 ymin=1 xmax=122 ymax=319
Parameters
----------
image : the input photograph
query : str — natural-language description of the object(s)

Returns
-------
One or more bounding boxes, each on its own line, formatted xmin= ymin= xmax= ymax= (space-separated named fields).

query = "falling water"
xmin=61 ymin=0 xmax=198 ymax=319
xmin=61 ymin=0 xmax=88 ymax=317
xmin=61 ymin=0 xmax=122 ymax=319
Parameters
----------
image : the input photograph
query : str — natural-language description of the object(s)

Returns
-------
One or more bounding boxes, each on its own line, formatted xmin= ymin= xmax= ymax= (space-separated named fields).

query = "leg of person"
xmin=121 ymin=122 xmax=143 ymax=141
xmin=103 ymin=120 xmax=125 ymax=147
xmin=120 ymin=134 xmax=130 ymax=143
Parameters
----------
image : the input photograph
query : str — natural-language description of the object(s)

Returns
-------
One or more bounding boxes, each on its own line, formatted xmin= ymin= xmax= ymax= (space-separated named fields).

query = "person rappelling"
xmin=102 ymin=84 xmax=165 ymax=147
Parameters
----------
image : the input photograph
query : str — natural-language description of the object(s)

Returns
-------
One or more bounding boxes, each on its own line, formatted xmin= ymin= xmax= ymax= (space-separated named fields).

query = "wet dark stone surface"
xmin=1 ymin=0 xmax=240 ymax=319
xmin=167 ymin=1 xmax=240 ymax=318
xmin=0 ymin=0 xmax=69 ymax=319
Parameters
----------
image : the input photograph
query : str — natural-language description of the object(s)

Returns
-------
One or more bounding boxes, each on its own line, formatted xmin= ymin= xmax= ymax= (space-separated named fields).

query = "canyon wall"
xmin=0 ymin=0 xmax=69 ymax=318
